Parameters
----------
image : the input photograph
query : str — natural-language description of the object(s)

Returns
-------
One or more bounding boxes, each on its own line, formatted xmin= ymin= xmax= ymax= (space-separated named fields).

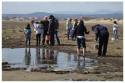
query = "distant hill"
xmin=2 ymin=10 xmax=123 ymax=19
xmin=54 ymin=9 xmax=123 ymax=14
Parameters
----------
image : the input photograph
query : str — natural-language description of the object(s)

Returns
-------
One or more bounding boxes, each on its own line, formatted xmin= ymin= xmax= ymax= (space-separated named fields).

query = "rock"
xmin=2 ymin=62 xmax=8 ymax=65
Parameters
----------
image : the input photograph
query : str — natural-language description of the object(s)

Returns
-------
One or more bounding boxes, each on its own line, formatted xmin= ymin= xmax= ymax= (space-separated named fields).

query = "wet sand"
xmin=2 ymin=20 xmax=123 ymax=81
xmin=2 ymin=71 xmax=123 ymax=81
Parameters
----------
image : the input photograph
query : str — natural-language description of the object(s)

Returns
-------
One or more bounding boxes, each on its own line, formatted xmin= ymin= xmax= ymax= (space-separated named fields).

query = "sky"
xmin=2 ymin=1 xmax=123 ymax=14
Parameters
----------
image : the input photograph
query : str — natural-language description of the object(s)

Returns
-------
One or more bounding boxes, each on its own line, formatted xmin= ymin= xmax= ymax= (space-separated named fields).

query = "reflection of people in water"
xmin=34 ymin=48 xmax=41 ymax=65
xmin=45 ymin=49 xmax=50 ymax=60
xmin=24 ymin=48 xmax=31 ymax=68
xmin=54 ymin=50 xmax=58 ymax=64
xmin=65 ymin=53 xmax=71 ymax=61
xmin=50 ymin=50 xmax=54 ymax=60
xmin=41 ymin=49 xmax=58 ymax=64
xmin=77 ymin=56 xmax=85 ymax=69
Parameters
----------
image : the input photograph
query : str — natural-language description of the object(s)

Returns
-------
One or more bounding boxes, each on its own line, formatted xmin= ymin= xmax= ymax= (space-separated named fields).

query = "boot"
xmin=67 ymin=35 xmax=69 ymax=40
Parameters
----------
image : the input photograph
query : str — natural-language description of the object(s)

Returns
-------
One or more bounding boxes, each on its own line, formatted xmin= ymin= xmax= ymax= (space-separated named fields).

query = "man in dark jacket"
xmin=48 ymin=15 xmax=55 ymax=46
xmin=53 ymin=16 xmax=60 ymax=45
xmin=40 ymin=16 xmax=49 ymax=45
xmin=92 ymin=24 xmax=109 ymax=57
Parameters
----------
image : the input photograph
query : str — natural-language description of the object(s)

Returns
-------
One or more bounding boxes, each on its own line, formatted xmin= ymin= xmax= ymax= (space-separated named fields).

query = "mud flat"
xmin=2 ymin=20 xmax=123 ymax=81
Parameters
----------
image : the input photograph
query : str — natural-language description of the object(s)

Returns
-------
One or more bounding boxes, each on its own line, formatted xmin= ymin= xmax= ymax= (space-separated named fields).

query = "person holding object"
xmin=40 ymin=16 xmax=49 ymax=45
xmin=113 ymin=21 xmax=119 ymax=40
xmin=66 ymin=18 xmax=72 ymax=40
xmin=23 ymin=23 xmax=31 ymax=46
xmin=31 ymin=20 xmax=43 ymax=46
xmin=92 ymin=24 xmax=109 ymax=57
xmin=73 ymin=20 xmax=89 ymax=57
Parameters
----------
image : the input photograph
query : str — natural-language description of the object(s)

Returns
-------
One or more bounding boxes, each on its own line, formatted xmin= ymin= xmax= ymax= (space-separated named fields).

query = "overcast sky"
xmin=2 ymin=2 xmax=123 ymax=14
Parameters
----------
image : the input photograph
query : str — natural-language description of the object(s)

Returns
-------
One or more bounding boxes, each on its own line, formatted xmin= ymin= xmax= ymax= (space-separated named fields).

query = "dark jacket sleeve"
xmin=94 ymin=27 xmax=99 ymax=40
xmin=84 ymin=26 xmax=89 ymax=34
xmin=48 ymin=21 xmax=52 ymax=33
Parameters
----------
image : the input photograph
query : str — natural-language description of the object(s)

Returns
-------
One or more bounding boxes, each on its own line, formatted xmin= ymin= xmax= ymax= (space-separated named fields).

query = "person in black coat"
xmin=48 ymin=15 xmax=55 ymax=46
xmin=73 ymin=20 xmax=89 ymax=56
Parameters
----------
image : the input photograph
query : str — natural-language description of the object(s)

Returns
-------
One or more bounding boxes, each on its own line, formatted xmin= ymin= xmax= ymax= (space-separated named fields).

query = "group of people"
xmin=23 ymin=15 xmax=60 ymax=47
xmin=65 ymin=18 xmax=119 ymax=57
xmin=23 ymin=15 xmax=119 ymax=57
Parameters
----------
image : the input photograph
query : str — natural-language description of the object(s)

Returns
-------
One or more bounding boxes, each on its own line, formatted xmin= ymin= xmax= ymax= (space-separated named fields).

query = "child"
xmin=23 ymin=23 xmax=31 ymax=46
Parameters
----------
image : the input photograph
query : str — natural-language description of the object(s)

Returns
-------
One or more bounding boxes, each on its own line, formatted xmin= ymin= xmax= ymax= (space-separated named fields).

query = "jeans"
xmin=36 ymin=33 xmax=41 ymax=45
xmin=54 ymin=31 xmax=60 ymax=45
xmin=98 ymin=34 xmax=109 ymax=56
xmin=113 ymin=30 xmax=118 ymax=40
xmin=42 ymin=31 xmax=49 ymax=45
xmin=76 ymin=37 xmax=86 ymax=49
xmin=50 ymin=33 xmax=54 ymax=45
xmin=25 ymin=37 xmax=31 ymax=46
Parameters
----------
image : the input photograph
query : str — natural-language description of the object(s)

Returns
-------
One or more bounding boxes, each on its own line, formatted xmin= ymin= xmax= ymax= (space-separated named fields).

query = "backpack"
xmin=97 ymin=27 xmax=108 ymax=36
xmin=54 ymin=19 xmax=59 ymax=29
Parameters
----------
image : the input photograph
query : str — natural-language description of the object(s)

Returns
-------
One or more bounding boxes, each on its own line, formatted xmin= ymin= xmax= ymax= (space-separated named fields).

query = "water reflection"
xmin=77 ymin=56 xmax=85 ymax=69
xmin=2 ymin=48 xmax=97 ymax=70
xmin=23 ymin=48 xmax=31 ymax=68
xmin=33 ymin=48 xmax=58 ymax=65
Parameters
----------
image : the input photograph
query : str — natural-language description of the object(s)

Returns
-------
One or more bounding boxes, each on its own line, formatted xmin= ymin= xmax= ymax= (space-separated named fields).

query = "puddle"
xmin=2 ymin=48 xmax=98 ymax=72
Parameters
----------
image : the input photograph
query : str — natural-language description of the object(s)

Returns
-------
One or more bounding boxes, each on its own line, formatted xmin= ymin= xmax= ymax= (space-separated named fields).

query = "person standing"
xmin=73 ymin=20 xmax=89 ymax=57
xmin=92 ymin=24 xmax=109 ymax=57
xmin=71 ymin=19 xmax=79 ymax=40
xmin=66 ymin=18 xmax=72 ymax=40
xmin=23 ymin=23 xmax=31 ymax=46
xmin=54 ymin=16 xmax=60 ymax=45
xmin=31 ymin=20 xmax=43 ymax=46
xmin=48 ymin=15 xmax=55 ymax=46
xmin=113 ymin=21 xmax=119 ymax=40
xmin=40 ymin=16 xmax=49 ymax=45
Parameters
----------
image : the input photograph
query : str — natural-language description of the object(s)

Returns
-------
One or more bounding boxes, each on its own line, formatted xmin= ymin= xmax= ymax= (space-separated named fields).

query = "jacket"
xmin=48 ymin=19 xmax=55 ymax=34
xmin=113 ymin=23 xmax=119 ymax=30
xmin=41 ymin=20 xmax=49 ymax=32
xmin=94 ymin=24 xmax=109 ymax=40
xmin=33 ymin=22 xmax=43 ymax=34
xmin=66 ymin=21 xmax=72 ymax=29
xmin=73 ymin=24 xmax=89 ymax=37
xmin=54 ymin=18 xmax=59 ymax=29
xmin=23 ymin=29 xmax=31 ymax=37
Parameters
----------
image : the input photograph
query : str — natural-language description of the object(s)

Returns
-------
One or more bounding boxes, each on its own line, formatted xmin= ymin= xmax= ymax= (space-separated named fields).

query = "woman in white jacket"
xmin=66 ymin=18 xmax=72 ymax=40
xmin=113 ymin=21 xmax=119 ymax=40
xmin=31 ymin=20 xmax=43 ymax=46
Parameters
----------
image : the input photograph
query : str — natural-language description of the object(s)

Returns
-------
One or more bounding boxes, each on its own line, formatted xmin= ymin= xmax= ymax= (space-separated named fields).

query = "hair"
xmin=49 ymin=15 xmax=54 ymax=19
xmin=31 ymin=20 xmax=35 ymax=24
xmin=114 ymin=21 xmax=117 ymax=24
xmin=79 ymin=20 xmax=84 ymax=27
xmin=25 ymin=23 xmax=31 ymax=29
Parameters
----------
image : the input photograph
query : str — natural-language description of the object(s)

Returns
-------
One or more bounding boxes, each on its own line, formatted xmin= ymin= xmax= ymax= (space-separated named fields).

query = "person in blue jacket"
xmin=92 ymin=24 xmax=109 ymax=57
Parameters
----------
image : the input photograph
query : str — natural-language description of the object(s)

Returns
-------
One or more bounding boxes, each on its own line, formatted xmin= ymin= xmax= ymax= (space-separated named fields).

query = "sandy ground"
xmin=2 ymin=20 xmax=123 ymax=81
xmin=2 ymin=71 xmax=123 ymax=81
